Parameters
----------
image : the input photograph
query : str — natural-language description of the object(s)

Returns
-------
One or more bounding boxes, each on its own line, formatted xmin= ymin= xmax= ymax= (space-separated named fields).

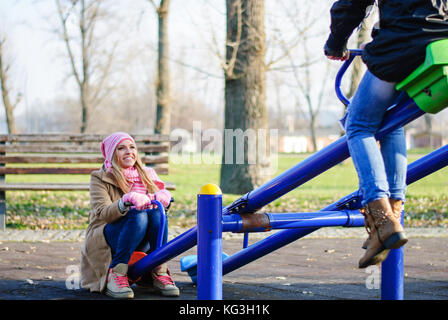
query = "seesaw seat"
xmin=396 ymin=39 xmax=448 ymax=114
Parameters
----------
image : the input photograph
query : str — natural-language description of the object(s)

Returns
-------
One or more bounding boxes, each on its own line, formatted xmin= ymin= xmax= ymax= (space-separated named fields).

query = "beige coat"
xmin=80 ymin=168 xmax=126 ymax=292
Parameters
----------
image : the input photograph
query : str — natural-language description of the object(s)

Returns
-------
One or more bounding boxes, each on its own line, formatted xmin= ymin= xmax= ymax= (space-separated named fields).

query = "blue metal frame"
xmin=127 ymin=53 xmax=448 ymax=301
xmin=197 ymin=192 xmax=223 ymax=300
xmin=381 ymin=213 xmax=405 ymax=300
xmin=222 ymin=210 xmax=365 ymax=232
xmin=335 ymin=49 xmax=363 ymax=106
xmin=152 ymin=200 xmax=166 ymax=249
xmin=128 ymin=141 xmax=448 ymax=299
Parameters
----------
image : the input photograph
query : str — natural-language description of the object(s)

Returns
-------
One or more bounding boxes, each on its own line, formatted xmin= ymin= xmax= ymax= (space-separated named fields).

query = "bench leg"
xmin=0 ymin=190 xmax=5 ymax=231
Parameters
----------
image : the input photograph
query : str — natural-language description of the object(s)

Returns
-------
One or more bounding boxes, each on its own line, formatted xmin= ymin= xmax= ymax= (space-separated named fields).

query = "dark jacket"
xmin=325 ymin=0 xmax=448 ymax=82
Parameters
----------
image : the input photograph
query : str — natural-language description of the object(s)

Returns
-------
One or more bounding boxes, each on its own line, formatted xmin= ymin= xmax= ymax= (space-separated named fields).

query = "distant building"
xmin=405 ymin=128 xmax=447 ymax=149
xmin=278 ymin=128 xmax=340 ymax=153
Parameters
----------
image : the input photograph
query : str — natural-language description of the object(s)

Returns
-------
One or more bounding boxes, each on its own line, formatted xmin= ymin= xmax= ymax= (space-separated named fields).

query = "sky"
xmin=0 ymin=0 xmax=225 ymax=107
xmin=1 ymin=1 xmax=58 ymax=105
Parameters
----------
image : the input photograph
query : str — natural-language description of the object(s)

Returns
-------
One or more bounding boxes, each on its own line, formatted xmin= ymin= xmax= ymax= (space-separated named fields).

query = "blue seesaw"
xmin=127 ymin=39 xmax=448 ymax=300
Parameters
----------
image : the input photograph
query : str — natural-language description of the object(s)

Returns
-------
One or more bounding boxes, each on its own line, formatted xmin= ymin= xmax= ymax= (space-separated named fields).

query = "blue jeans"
xmin=104 ymin=208 xmax=168 ymax=269
xmin=345 ymin=70 xmax=407 ymax=206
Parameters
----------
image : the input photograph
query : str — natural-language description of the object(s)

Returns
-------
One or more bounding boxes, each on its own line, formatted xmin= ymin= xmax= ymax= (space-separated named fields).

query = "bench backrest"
xmin=0 ymin=133 xmax=171 ymax=176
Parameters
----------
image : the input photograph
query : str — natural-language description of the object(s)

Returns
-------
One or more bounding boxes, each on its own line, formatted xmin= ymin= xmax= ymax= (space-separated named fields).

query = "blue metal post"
xmin=381 ymin=206 xmax=405 ymax=300
xmin=243 ymin=233 xmax=249 ymax=248
xmin=197 ymin=184 xmax=223 ymax=300
xmin=381 ymin=247 xmax=405 ymax=300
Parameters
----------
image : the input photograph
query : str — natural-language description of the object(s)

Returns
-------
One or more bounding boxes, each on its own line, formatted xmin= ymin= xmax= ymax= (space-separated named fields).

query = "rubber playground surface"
xmin=0 ymin=231 xmax=447 ymax=301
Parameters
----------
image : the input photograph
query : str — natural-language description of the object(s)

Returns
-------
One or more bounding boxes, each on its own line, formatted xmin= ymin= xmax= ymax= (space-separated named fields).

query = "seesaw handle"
xmin=334 ymin=49 xmax=363 ymax=106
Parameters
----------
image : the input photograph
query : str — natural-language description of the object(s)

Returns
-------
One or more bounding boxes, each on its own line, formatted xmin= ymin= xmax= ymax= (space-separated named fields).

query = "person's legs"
xmin=345 ymin=70 xmax=407 ymax=268
xmin=104 ymin=209 xmax=149 ymax=268
xmin=133 ymin=207 xmax=179 ymax=297
xmin=345 ymin=70 xmax=402 ymax=206
xmin=134 ymin=207 xmax=168 ymax=253
xmin=103 ymin=209 xmax=149 ymax=299
xmin=379 ymin=127 xmax=407 ymax=203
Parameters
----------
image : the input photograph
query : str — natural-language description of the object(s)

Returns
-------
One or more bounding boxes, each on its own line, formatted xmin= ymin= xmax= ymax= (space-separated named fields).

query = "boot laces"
xmin=360 ymin=207 xmax=371 ymax=236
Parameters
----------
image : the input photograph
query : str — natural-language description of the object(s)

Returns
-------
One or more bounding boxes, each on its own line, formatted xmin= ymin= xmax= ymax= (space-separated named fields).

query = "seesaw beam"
xmin=127 ymin=99 xmax=442 ymax=281
xmin=221 ymin=142 xmax=448 ymax=276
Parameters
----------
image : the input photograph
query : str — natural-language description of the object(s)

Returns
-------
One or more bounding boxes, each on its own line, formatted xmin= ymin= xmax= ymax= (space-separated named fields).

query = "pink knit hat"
xmin=101 ymin=132 xmax=136 ymax=171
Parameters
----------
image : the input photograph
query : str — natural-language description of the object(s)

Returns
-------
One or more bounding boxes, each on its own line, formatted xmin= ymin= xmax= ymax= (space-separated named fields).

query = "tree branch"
xmin=224 ymin=0 xmax=243 ymax=79
xmin=147 ymin=0 xmax=159 ymax=12
xmin=55 ymin=0 xmax=82 ymax=88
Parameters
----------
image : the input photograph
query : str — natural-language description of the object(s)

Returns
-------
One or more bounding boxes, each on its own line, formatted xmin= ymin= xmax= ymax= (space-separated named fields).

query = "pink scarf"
xmin=123 ymin=166 xmax=151 ymax=195
xmin=122 ymin=166 xmax=141 ymax=183
xmin=123 ymin=166 xmax=166 ymax=194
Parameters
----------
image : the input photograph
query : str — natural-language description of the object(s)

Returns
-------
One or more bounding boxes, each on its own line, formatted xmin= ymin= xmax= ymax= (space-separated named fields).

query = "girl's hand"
xmin=326 ymin=54 xmax=350 ymax=61
xmin=324 ymin=43 xmax=350 ymax=61
xmin=122 ymin=192 xmax=152 ymax=211
xmin=153 ymin=190 xmax=171 ymax=208
xmin=145 ymin=193 xmax=156 ymax=210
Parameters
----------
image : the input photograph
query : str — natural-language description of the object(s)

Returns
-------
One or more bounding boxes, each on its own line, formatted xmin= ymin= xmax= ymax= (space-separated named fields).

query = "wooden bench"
xmin=0 ymin=133 xmax=174 ymax=230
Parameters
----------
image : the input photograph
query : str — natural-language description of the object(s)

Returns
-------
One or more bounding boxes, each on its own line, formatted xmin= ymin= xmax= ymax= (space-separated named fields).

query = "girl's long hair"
xmin=110 ymin=148 xmax=159 ymax=194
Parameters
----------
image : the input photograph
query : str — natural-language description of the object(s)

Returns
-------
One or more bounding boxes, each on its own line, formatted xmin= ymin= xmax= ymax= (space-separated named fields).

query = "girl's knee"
xmin=345 ymin=121 xmax=375 ymax=141
xmin=126 ymin=210 xmax=149 ymax=231
xmin=147 ymin=208 xmax=164 ymax=227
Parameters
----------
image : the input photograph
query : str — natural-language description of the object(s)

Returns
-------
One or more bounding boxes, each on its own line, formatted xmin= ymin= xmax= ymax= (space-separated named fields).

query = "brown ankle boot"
xmin=389 ymin=198 xmax=403 ymax=221
xmin=361 ymin=198 xmax=404 ymax=250
xmin=358 ymin=198 xmax=408 ymax=269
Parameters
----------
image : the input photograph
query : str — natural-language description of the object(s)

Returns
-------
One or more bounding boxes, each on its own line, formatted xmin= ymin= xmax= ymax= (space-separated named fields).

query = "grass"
xmin=4 ymin=150 xmax=448 ymax=230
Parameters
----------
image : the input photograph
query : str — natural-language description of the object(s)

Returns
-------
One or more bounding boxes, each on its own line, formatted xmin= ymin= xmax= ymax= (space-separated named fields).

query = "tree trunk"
xmin=80 ymin=87 xmax=89 ymax=133
xmin=220 ymin=0 xmax=270 ymax=194
xmin=424 ymin=114 xmax=433 ymax=147
xmin=0 ymin=38 xmax=17 ymax=134
xmin=56 ymin=0 xmax=113 ymax=134
xmin=154 ymin=0 xmax=171 ymax=135
xmin=80 ymin=0 xmax=89 ymax=133
xmin=309 ymin=114 xmax=317 ymax=152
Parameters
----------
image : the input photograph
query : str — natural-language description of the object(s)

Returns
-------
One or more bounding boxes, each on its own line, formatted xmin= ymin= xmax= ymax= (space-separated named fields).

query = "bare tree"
xmin=220 ymin=0 xmax=270 ymax=194
xmin=286 ymin=36 xmax=332 ymax=152
xmin=147 ymin=0 xmax=171 ymax=135
xmin=276 ymin=0 xmax=334 ymax=152
xmin=0 ymin=36 xmax=20 ymax=134
xmin=55 ymin=0 xmax=117 ymax=133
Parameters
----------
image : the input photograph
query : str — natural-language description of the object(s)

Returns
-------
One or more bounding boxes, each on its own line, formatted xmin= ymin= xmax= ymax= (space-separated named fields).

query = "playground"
xmin=0 ymin=231 xmax=447 ymax=300
xmin=1 ymin=0 xmax=448 ymax=302
xmin=112 ymin=41 xmax=448 ymax=301
xmin=1 ymin=40 xmax=448 ymax=302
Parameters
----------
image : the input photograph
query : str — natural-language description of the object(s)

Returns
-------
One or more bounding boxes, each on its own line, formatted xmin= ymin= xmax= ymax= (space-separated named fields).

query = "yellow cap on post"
xmin=199 ymin=183 xmax=222 ymax=195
